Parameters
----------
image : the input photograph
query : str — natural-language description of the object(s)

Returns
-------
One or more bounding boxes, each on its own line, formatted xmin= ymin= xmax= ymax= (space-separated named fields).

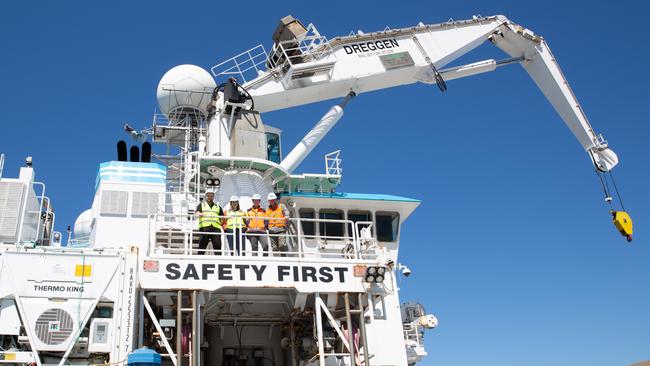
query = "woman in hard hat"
xmin=225 ymin=196 xmax=246 ymax=255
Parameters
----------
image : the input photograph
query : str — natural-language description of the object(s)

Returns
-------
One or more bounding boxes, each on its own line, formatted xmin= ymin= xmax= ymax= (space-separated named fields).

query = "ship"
xmin=0 ymin=14 xmax=630 ymax=366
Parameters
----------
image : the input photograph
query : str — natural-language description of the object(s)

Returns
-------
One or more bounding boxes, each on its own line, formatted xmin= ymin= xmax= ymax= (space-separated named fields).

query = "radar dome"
xmin=157 ymin=64 xmax=216 ymax=121
xmin=73 ymin=209 xmax=93 ymax=239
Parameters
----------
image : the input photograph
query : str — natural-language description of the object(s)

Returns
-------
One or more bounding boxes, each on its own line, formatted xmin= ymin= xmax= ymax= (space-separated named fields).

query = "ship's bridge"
xmin=142 ymin=190 xmax=419 ymax=292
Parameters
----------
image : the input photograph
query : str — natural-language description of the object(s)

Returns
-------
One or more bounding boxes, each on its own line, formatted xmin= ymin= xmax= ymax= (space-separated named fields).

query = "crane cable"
xmin=608 ymin=170 xmax=626 ymax=212
xmin=592 ymin=165 xmax=626 ymax=212
xmin=594 ymin=168 xmax=632 ymax=242
xmin=595 ymin=170 xmax=610 ymax=203
xmin=590 ymin=151 xmax=632 ymax=241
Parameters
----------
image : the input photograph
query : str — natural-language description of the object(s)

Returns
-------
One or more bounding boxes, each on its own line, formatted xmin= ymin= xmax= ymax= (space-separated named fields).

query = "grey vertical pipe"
xmin=138 ymin=291 xmax=145 ymax=348
xmin=344 ymin=293 xmax=355 ymax=365
xmin=192 ymin=291 xmax=198 ymax=366
xmin=357 ymin=293 xmax=370 ymax=365
xmin=197 ymin=293 xmax=202 ymax=366
xmin=177 ymin=290 xmax=182 ymax=366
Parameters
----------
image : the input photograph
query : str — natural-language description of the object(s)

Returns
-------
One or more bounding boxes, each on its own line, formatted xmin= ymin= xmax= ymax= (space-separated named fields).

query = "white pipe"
xmin=438 ymin=59 xmax=497 ymax=81
xmin=198 ymin=135 xmax=206 ymax=155
xmin=280 ymin=92 xmax=355 ymax=173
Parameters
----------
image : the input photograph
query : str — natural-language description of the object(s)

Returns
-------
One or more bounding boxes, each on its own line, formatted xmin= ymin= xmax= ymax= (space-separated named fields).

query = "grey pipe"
xmin=344 ymin=293 xmax=355 ymax=365
xmin=177 ymin=290 xmax=182 ymax=366
xmin=357 ymin=293 xmax=370 ymax=365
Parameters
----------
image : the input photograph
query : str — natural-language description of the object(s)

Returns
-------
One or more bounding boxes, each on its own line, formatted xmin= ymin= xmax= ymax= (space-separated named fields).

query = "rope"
xmin=608 ymin=171 xmax=626 ymax=211
xmin=595 ymin=170 xmax=612 ymax=208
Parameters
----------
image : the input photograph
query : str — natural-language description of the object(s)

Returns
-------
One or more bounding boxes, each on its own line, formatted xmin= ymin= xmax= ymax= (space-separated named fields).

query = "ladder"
xmin=312 ymin=292 xmax=371 ymax=365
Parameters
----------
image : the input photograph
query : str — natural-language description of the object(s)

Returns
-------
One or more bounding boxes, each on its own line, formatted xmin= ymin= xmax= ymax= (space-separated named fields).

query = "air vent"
xmin=35 ymin=308 xmax=74 ymax=346
xmin=132 ymin=192 xmax=159 ymax=217
xmin=100 ymin=190 xmax=128 ymax=216
xmin=0 ymin=182 xmax=25 ymax=242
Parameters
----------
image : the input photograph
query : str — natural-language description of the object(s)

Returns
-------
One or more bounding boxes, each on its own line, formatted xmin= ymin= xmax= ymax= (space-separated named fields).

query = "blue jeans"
xmin=226 ymin=228 xmax=243 ymax=255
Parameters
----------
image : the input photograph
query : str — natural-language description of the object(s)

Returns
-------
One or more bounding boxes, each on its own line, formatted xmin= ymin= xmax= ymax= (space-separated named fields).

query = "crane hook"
xmin=611 ymin=210 xmax=633 ymax=242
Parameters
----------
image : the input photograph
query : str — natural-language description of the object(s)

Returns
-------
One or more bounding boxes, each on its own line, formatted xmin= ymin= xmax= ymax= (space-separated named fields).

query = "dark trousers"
xmin=226 ymin=228 xmax=244 ymax=255
xmin=198 ymin=226 xmax=221 ymax=255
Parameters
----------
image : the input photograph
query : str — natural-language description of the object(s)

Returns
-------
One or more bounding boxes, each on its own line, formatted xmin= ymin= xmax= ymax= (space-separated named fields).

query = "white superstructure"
xmin=0 ymin=14 xmax=629 ymax=366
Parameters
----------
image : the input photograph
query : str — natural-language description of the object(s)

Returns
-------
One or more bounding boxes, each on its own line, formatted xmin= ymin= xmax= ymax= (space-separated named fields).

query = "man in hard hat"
xmin=246 ymin=193 xmax=268 ymax=256
xmin=266 ymin=192 xmax=290 ymax=256
xmin=225 ymin=196 xmax=246 ymax=256
xmin=195 ymin=188 xmax=224 ymax=255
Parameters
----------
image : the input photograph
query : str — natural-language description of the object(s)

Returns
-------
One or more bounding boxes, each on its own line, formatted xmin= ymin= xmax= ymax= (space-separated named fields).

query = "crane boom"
xmin=224 ymin=15 xmax=617 ymax=172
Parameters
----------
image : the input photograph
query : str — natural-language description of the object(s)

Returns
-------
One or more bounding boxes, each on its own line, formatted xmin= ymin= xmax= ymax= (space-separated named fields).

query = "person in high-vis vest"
xmin=195 ymin=189 xmax=224 ymax=255
xmin=245 ymin=193 xmax=268 ymax=256
xmin=225 ymin=196 xmax=246 ymax=255
xmin=265 ymin=192 xmax=290 ymax=256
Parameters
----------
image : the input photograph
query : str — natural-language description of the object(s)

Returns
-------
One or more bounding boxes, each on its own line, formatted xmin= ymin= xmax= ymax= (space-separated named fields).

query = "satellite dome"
xmin=157 ymin=64 xmax=216 ymax=122
xmin=73 ymin=209 xmax=93 ymax=240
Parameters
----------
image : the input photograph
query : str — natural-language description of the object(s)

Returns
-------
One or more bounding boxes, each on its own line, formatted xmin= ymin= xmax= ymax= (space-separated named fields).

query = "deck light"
xmin=364 ymin=266 xmax=387 ymax=283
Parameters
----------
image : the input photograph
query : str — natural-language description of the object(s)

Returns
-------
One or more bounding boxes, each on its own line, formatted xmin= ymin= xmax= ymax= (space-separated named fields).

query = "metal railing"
xmin=210 ymin=23 xmax=336 ymax=85
xmin=266 ymin=24 xmax=334 ymax=70
xmin=17 ymin=181 xmax=50 ymax=246
xmin=403 ymin=323 xmax=424 ymax=346
xmin=325 ymin=150 xmax=342 ymax=176
xmin=210 ymin=44 xmax=269 ymax=84
xmin=148 ymin=213 xmax=379 ymax=260
xmin=0 ymin=153 xmax=4 ymax=178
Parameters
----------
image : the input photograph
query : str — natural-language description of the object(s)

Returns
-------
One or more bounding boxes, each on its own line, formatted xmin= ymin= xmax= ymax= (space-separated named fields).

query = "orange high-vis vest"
xmin=247 ymin=207 xmax=266 ymax=231
xmin=266 ymin=205 xmax=287 ymax=228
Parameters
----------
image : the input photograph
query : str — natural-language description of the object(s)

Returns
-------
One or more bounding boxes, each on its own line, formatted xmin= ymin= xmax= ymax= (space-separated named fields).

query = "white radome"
xmin=73 ymin=209 xmax=93 ymax=239
xmin=156 ymin=64 xmax=216 ymax=117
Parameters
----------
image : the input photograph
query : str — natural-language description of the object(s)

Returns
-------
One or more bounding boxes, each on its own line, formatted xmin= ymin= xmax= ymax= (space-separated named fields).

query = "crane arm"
xmin=221 ymin=15 xmax=616 ymax=171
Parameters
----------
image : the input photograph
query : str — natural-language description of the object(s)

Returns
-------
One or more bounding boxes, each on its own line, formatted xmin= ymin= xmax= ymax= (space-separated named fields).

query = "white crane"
xmin=207 ymin=14 xmax=632 ymax=240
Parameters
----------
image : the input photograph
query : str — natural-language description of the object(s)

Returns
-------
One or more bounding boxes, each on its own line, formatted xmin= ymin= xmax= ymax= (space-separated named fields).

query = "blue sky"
xmin=1 ymin=1 xmax=648 ymax=365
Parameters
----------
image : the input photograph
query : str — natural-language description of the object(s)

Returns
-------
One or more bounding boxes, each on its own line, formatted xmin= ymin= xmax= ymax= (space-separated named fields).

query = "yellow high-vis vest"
xmin=199 ymin=202 xmax=221 ymax=229
xmin=226 ymin=210 xmax=245 ymax=230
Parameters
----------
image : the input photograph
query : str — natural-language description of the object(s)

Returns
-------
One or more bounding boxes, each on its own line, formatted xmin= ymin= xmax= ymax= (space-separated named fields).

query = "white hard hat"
xmin=252 ymin=194 xmax=261 ymax=200
xmin=205 ymin=188 xmax=215 ymax=194
xmin=229 ymin=195 xmax=239 ymax=202
xmin=267 ymin=192 xmax=277 ymax=200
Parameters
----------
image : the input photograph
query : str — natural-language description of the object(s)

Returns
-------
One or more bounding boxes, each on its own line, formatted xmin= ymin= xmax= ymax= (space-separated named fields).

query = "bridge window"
xmin=319 ymin=209 xmax=344 ymax=238
xmin=376 ymin=211 xmax=399 ymax=242
xmin=348 ymin=210 xmax=373 ymax=235
xmin=299 ymin=208 xmax=315 ymax=236
xmin=266 ymin=132 xmax=281 ymax=164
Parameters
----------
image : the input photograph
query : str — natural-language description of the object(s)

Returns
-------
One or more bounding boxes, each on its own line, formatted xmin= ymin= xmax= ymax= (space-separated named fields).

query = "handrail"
xmin=17 ymin=181 xmax=46 ymax=245
xmin=403 ymin=323 xmax=424 ymax=346
xmin=0 ymin=153 xmax=4 ymax=178
xmin=147 ymin=212 xmax=378 ymax=260
xmin=266 ymin=23 xmax=335 ymax=73
xmin=210 ymin=44 xmax=269 ymax=84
